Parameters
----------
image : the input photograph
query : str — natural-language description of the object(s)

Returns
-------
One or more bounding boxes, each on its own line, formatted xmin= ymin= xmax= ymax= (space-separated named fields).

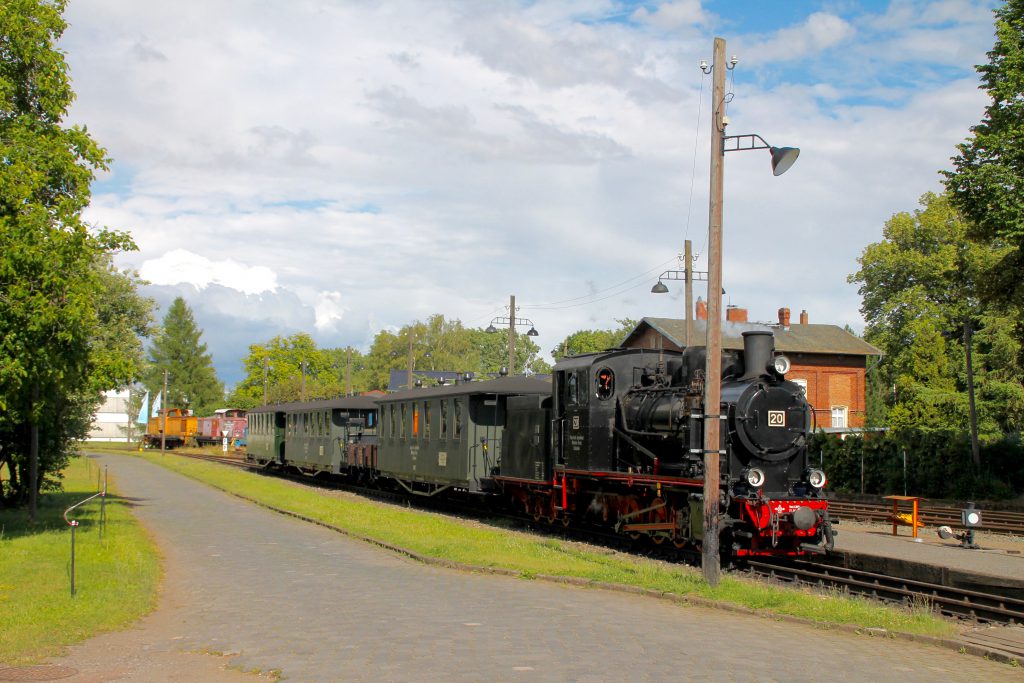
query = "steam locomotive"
xmin=248 ymin=329 xmax=833 ymax=559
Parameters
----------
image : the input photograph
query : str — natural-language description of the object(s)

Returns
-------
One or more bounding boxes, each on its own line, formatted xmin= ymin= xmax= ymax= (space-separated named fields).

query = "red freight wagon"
xmin=196 ymin=408 xmax=248 ymax=445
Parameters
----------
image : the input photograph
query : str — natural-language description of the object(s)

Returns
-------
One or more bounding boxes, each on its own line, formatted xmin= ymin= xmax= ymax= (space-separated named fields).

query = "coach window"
xmin=576 ymin=370 xmax=589 ymax=406
xmin=454 ymin=399 xmax=463 ymax=441
xmin=413 ymin=403 xmax=420 ymax=438
xmin=596 ymin=368 xmax=614 ymax=400
xmin=400 ymin=404 xmax=407 ymax=440
xmin=440 ymin=400 xmax=448 ymax=440
xmin=424 ymin=401 xmax=431 ymax=440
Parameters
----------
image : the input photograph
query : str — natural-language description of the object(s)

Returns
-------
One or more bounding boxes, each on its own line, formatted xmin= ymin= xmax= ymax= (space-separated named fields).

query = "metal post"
xmin=100 ymin=465 xmax=107 ymax=539
xmin=903 ymin=448 xmax=907 ymax=497
xmin=964 ymin=319 xmax=980 ymax=468
xmin=508 ymin=294 xmax=516 ymax=375
xmin=702 ymin=37 xmax=726 ymax=587
xmin=160 ymin=369 xmax=168 ymax=455
xmin=30 ymin=383 xmax=39 ymax=520
xmin=684 ymin=239 xmax=693 ymax=348
xmin=70 ymin=521 xmax=77 ymax=597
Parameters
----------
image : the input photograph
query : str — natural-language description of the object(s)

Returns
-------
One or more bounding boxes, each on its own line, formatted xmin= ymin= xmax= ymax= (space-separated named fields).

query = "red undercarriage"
xmin=494 ymin=468 xmax=829 ymax=558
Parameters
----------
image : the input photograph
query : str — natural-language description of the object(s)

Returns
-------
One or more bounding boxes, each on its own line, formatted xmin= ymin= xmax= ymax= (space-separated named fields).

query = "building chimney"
xmin=725 ymin=306 xmax=748 ymax=323
xmin=800 ymin=310 xmax=808 ymax=325
xmin=696 ymin=297 xmax=707 ymax=321
xmin=778 ymin=307 xmax=791 ymax=328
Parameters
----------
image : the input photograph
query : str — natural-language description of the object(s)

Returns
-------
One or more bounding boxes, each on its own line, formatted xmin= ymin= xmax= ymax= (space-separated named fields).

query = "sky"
xmin=61 ymin=0 xmax=1000 ymax=388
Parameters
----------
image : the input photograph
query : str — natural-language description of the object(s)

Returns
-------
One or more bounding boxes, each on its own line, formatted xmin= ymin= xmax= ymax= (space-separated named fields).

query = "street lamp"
xmin=650 ymin=240 xmax=709 ymax=347
xmin=486 ymin=295 xmax=539 ymax=376
xmin=699 ymin=37 xmax=799 ymax=587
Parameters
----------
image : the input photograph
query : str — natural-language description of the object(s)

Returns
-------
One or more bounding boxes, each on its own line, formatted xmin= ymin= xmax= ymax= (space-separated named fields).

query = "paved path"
xmin=50 ymin=454 xmax=1022 ymax=682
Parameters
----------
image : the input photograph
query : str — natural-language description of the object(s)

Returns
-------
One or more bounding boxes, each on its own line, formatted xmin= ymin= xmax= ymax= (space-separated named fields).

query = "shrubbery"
xmin=809 ymin=430 xmax=1023 ymax=501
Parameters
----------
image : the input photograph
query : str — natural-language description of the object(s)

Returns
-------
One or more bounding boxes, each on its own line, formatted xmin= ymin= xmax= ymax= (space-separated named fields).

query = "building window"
xmin=831 ymin=406 xmax=848 ymax=429
xmin=792 ymin=378 xmax=807 ymax=395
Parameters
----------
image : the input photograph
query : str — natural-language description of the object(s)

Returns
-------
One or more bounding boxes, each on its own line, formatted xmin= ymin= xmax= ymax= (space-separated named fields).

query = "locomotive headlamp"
xmin=807 ymin=469 xmax=827 ymax=489
xmin=771 ymin=355 xmax=791 ymax=375
xmin=744 ymin=468 xmax=766 ymax=488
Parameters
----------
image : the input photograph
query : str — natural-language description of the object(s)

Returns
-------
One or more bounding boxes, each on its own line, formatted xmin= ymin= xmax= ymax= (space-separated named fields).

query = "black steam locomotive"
xmin=496 ymin=329 xmax=833 ymax=557
xmin=249 ymin=329 xmax=833 ymax=560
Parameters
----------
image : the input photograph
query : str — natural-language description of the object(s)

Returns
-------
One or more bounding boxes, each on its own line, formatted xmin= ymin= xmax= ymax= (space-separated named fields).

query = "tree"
xmin=943 ymin=0 xmax=1024 ymax=308
xmin=0 ymin=0 xmax=148 ymax=513
xmin=144 ymin=298 xmax=223 ymax=416
xmin=230 ymin=333 xmax=344 ymax=407
xmin=849 ymin=192 xmax=1023 ymax=438
xmin=551 ymin=319 xmax=637 ymax=359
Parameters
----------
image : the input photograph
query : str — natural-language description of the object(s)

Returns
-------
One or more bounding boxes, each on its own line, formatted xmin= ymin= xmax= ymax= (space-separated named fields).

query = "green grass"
xmin=132 ymin=450 xmax=956 ymax=638
xmin=0 ymin=456 xmax=161 ymax=665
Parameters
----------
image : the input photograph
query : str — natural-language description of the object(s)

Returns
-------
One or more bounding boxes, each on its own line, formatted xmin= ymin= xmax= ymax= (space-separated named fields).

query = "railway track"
xmin=748 ymin=558 xmax=1024 ymax=626
xmin=828 ymin=500 xmax=1024 ymax=535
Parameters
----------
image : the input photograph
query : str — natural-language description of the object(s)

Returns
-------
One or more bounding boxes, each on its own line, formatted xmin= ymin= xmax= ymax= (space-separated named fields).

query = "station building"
xmin=621 ymin=302 xmax=881 ymax=430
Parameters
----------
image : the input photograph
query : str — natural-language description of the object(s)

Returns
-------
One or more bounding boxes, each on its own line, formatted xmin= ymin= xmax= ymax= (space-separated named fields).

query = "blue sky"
xmin=63 ymin=0 xmax=999 ymax=387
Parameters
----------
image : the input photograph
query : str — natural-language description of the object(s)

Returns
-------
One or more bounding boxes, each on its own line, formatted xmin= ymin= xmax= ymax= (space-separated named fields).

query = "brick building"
xmin=620 ymin=302 xmax=881 ymax=429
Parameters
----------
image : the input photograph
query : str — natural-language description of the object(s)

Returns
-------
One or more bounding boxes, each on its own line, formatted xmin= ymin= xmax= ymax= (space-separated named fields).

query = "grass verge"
xmin=0 ymin=456 xmax=161 ymax=665
xmin=117 ymin=449 xmax=956 ymax=638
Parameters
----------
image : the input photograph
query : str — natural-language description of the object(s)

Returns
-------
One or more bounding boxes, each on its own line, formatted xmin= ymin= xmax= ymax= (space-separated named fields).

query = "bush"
xmin=808 ymin=429 xmax=1024 ymax=500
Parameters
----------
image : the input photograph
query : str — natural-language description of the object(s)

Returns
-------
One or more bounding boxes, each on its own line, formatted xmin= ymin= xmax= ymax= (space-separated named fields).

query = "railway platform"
xmin=830 ymin=520 xmax=1024 ymax=595
xmin=34 ymin=452 xmax=1023 ymax=682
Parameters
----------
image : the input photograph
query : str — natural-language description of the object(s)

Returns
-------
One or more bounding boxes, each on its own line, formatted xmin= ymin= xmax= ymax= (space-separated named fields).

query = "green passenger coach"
xmin=246 ymin=404 xmax=288 ymax=466
xmin=247 ymin=397 xmax=378 ymax=474
xmin=375 ymin=376 xmax=551 ymax=496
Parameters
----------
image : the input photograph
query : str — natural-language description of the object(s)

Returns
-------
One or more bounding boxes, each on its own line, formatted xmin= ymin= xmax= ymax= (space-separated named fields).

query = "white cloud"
xmin=61 ymin=1 xmax=998 ymax=382
xmin=314 ymin=292 xmax=346 ymax=332
xmin=139 ymin=249 xmax=279 ymax=295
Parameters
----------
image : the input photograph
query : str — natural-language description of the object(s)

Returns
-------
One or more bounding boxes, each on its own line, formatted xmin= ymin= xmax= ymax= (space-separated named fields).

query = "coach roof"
xmin=377 ymin=375 xmax=551 ymax=403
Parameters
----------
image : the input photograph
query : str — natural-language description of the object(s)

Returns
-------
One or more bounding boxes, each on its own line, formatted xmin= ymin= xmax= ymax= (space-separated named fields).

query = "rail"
xmin=828 ymin=500 xmax=1024 ymax=535
xmin=64 ymin=465 xmax=108 ymax=597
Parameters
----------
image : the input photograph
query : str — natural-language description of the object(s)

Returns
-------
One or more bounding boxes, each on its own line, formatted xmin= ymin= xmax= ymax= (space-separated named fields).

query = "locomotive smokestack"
xmin=740 ymin=331 xmax=775 ymax=380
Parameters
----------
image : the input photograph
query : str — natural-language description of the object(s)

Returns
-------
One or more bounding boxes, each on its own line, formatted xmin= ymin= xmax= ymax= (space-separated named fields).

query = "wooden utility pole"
xmin=508 ymin=294 xmax=516 ymax=375
xmin=702 ymin=36 xmax=727 ymax=587
xmin=262 ymin=358 xmax=270 ymax=405
xmin=301 ymin=360 xmax=308 ymax=400
xmin=684 ymin=239 xmax=693 ymax=347
xmin=160 ymin=369 xmax=168 ymax=455
xmin=407 ymin=335 xmax=414 ymax=390
xmin=346 ymin=347 xmax=353 ymax=396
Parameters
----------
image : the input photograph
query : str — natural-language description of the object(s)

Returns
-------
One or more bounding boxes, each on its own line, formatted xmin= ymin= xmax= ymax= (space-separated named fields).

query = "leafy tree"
xmin=551 ymin=319 xmax=637 ymax=359
xmin=0 ymin=0 xmax=149 ymax=513
xmin=144 ymin=298 xmax=223 ymax=416
xmin=230 ymin=333 xmax=345 ymax=407
xmin=849 ymin=192 xmax=1023 ymax=439
xmin=943 ymin=0 xmax=1024 ymax=308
